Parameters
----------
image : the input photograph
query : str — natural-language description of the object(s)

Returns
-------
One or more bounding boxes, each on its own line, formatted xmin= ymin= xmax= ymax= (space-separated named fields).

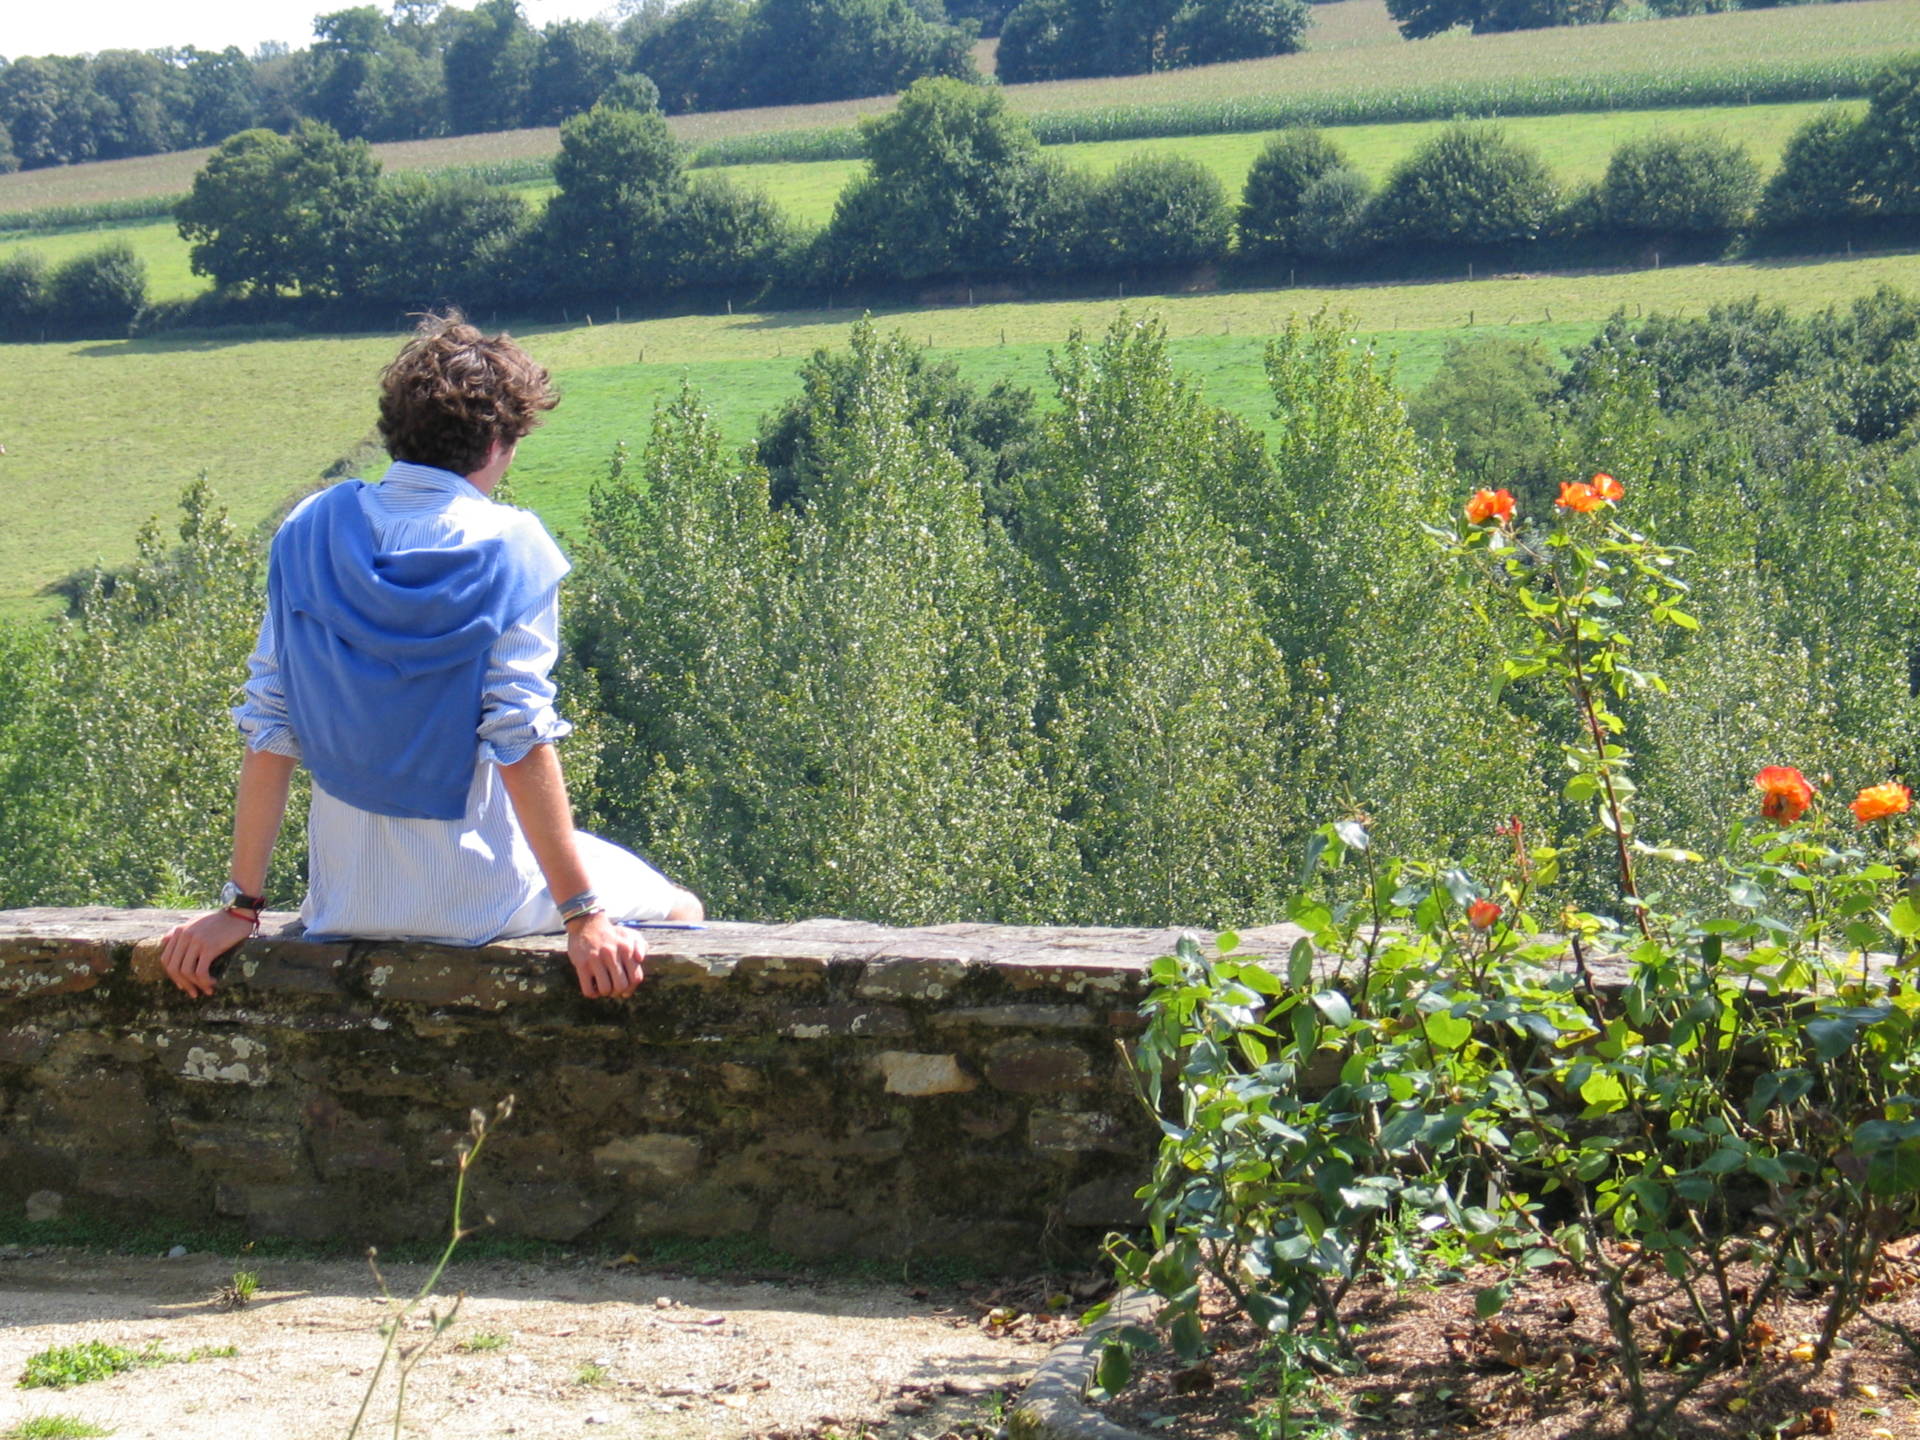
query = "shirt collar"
xmin=378 ymin=460 xmax=491 ymax=504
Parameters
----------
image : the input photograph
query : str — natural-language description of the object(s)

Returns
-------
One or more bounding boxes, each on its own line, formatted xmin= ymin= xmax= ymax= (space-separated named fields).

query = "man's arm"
xmin=498 ymin=742 xmax=647 ymax=998
xmin=158 ymin=747 xmax=297 ymax=997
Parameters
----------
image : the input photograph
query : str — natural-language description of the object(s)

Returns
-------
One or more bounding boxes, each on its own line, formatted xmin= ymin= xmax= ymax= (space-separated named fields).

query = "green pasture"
xmin=712 ymin=98 xmax=1854 ymax=227
xmin=0 ymin=217 xmax=206 ymax=304
xmin=3 ymin=96 xmax=1855 ymax=292
xmin=4 ymin=246 xmax=1917 ymax=620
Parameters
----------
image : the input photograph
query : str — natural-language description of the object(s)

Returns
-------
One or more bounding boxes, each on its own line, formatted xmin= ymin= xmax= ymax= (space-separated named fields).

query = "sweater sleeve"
xmin=477 ymin=585 xmax=573 ymax=767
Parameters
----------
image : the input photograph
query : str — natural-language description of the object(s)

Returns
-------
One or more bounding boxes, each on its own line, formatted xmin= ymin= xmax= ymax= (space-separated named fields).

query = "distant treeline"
xmin=0 ymin=0 xmax=1311 ymax=174
xmin=4 ymin=294 xmax=1918 ymax=926
xmin=2 ymin=58 xmax=1916 ymax=341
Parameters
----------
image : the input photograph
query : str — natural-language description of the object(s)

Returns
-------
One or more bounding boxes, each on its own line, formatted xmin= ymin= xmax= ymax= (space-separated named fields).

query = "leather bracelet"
xmin=562 ymin=904 xmax=606 ymax=929
xmin=223 ymin=905 xmax=262 ymax=932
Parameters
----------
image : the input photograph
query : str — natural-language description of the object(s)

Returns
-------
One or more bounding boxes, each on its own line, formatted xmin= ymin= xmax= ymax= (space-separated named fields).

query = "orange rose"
xmin=1556 ymin=480 xmax=1604 ymax=513
xmin=1467 ymin=899 xmax=1502 ymax=931
xmin=1851 ymin=782 xmax=1911 ymax=824
xmin=1592 ymin=472 xmax=1623 ymax=502
xmin=1464 ymin=488 xmax=1516 ymax=526
xmin=1754 ymin=766 xmax=1814 ymax=825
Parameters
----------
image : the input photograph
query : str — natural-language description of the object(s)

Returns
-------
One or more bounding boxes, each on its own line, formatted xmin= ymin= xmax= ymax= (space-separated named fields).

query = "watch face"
xmin=219 ymin=881 xmax=240 ymax=908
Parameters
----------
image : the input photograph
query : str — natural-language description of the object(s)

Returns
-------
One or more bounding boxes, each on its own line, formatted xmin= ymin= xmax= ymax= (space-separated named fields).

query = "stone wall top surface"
xmin=0 ymin=907 xmax=1320 ymax=1007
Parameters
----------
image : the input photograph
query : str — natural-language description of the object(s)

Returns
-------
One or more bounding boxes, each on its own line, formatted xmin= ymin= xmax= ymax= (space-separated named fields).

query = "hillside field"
xmin=4 ymin=246 xmax=1917 ymax=619
xmin=0 ymin=0 xmax=1912 ymax=223
xmin=0 ymin=97 xmax=1868 ymax=303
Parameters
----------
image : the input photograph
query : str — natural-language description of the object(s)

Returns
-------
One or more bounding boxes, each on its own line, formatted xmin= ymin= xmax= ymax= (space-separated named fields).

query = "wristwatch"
xmin=219 ymin=881 xmax=266 ymax=914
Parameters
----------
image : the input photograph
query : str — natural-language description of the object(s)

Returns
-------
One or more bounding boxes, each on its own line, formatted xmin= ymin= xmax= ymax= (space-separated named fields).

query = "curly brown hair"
xmin=377 ymin=311 xmax=558 ymax=476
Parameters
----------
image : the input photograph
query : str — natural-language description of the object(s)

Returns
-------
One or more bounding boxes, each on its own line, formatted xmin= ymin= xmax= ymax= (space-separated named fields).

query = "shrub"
xmin=995 ymin=0 xmax=1083 ymax=83
xmin=596 ymin=72 xmax=662 ymax=112
xmin=1367 ymin=123 xmax=1558 ymax=248
xmin=1854 ymin=51 xmax=1920 ymax=216
xmin=1237 ymin=128 xmax=1347 ymax=260
xmin=664 ymin=174 xmax=793 ymax=292
xmin=346 ymin=174 xmax=532 ymax=306
xmin=1598 ymin=131 xmax=1760 ymax=234
xmin=47 ymin=243 xmax=148 ymax=327
xmin=0 ymin=250 xmax=50 ymax=325
xmin=820 ymin=77 xmax=1048 ymax=281
xmin=1405 ymin=335 xmax=1560 ymax=498
xmin=1760 ymin=108 xmax=1865 ymax=228
xmin=1290 ymin=165 xmax=1372 ymax=258
xmin=1084 ymin=154 xmax=1231 ymax=270
xmin=1165 ymin=0 xmax=1310 ymax=65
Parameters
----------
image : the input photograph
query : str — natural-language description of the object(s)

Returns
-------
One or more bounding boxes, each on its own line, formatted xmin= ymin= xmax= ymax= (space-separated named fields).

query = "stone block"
xmin=1029 ymin=1109 xmax=1139 ymax=1156
xmin=999 ymin=957 xmax=1145 ymax=998
xmin=468 ymin=1180 xmax=615 ymax=1241
xmin=873 ymin=1051 xmax=976 ymax=1097
xmin=549 ymin=1063 xmax=643 ymax=1119
xmin=1059 ymin=1175 xmax=1147 ymax=1228
xmin=780 ymin=1005 xmax=911 ymax=1039
xmin=361 ymin=943 xmax=561 ymax=1010
xmin=0 ymin=935 xmax=113 ymax=998
xmin=984 ymin=1039 xmax=1093 ymax=1093
xmin=593 ymin=1134 xmax=703 ymax=1183
xmin=78 ymin=1155 xmax=198 ymax=1206
xmin=856 ymin=957 xmax=969 ymax=1002
xmin=733 ymin=950 xmax=832 ymax=988
xmin=718 ymin=1062 xmax=761 ymax=1093
xmin=931 ymin=1004 xmax=1101 ymax=1032
xmin=641 ymin=953 xmax=737 ymax=987
xmin=958 ymin=1107 xmax=1020 ymax=1141
xmin=0 ymin=1024 xmax=53 ymax=1067
xmin=228 ymin=937 xmax=355 ymax=995
xmin=630 ymin=1184 xmax=760 ymax=1239
xmin=304 ymin=1102 xmax=407 ymax=1178
xmin=218 ymin=1183 xmax=342 ymax=1240
xmin=767 ymin=1202 xmax=872 ymax=1260
xmin=176 ymin=1033 xmax=271 ymax=1087
xmin=29 ymin=1066 xmax=158 ymax=1148
xmin=172 ymin=1120 xmax=309 ymax=1182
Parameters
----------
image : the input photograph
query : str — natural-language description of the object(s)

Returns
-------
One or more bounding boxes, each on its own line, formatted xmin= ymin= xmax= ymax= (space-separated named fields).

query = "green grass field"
xmin=0 ymin=0 xmax=1911 ymax=224
xmin=1 ymin=97 xmax=1863 ymax=297
xmin=4 ymin=246 xmax=1916 ymax=619
xmin=711 ymin=98 xmax=1855 ymax=227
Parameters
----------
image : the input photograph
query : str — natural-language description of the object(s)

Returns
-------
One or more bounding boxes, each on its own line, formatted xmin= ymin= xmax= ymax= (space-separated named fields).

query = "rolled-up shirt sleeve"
xmin=231 ymin=609 xmax=304 ymax=759
xmin=478 ymin=585 xmax=573 ymax=767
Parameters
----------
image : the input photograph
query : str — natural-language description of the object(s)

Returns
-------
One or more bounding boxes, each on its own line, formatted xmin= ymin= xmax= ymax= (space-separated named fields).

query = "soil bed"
xmin=0 ymin=1244 xmax=1075 ymax=1439
xmin=1094 ymin=1248 xmax=1920 ymax=1439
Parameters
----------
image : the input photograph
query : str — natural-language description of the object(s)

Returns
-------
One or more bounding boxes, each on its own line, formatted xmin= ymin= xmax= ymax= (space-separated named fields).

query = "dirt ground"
xmin=1096 ymin=1259 xmax=1920 ymax=1440
xmin=0 ymin=1244 xmax=1060 ymax=1440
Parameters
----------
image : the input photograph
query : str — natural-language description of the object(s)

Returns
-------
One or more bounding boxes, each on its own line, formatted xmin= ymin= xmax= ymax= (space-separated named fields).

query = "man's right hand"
xmin=566 ymin=912 xmax=646 ymax=998
xmin=157 ymin=910 xmax=257 ymax=997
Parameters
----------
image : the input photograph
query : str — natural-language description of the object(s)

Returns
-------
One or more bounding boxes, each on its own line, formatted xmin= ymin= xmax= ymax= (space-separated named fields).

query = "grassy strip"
xmin=20 ymin=1341 xmax=237 ymax=1390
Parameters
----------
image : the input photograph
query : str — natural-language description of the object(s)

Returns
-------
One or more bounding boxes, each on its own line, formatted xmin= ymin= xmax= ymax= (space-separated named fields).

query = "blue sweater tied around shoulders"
xmin=268 ymin=477 xmax=571 ymax=821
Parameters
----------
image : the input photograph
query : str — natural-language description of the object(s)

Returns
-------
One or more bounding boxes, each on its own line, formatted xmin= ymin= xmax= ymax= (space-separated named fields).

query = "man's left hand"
xmin=157 ymin=910 xmax=256 ymax=997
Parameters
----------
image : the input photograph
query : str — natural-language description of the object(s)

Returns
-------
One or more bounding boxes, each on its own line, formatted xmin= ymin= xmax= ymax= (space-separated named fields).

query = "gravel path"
xmin=0 ymin=1246 xmax=1049 ymax=1438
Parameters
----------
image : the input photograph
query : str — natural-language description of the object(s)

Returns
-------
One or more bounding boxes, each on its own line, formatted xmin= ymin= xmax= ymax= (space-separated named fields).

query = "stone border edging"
xmin=1006 ymin=1287 xmax=1162 ymax=1440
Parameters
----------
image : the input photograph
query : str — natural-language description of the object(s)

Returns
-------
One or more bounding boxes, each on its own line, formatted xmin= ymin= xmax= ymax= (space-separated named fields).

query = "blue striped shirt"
xmin=235 ymin=464 xmax=576 ymax=945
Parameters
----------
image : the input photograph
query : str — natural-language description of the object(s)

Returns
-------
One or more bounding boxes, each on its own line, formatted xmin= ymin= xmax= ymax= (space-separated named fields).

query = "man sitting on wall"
xmin=158 ymin=312 xmax=701 ymax=999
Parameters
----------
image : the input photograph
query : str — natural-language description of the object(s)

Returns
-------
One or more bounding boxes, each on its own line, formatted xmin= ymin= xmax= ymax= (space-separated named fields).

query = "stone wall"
xmin=0 ymin=909 xmax=1303 ymax=1264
